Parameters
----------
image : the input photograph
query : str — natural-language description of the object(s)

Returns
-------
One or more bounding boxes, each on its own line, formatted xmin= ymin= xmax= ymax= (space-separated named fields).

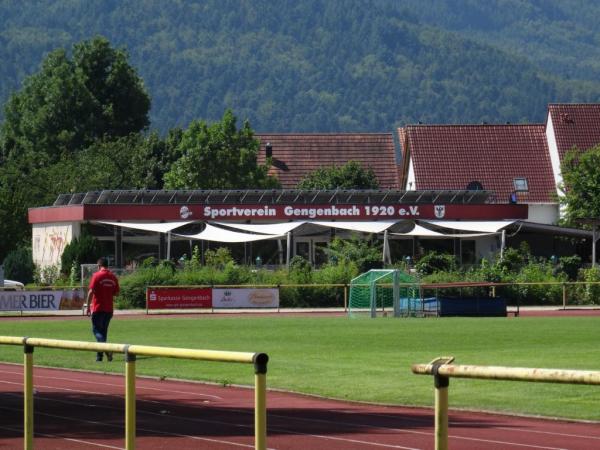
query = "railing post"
xmin=432 ymin=360 xmax=450 ymax=450
xmin=562 ymin=283 xmax=567 ymax=310
xmin=23 ymin=342 xmax=34 ymax=450
xmin=125 ymin=350 xmax=137 ymax=450
xmin=344 ymin=284 xmax=348 ymax=312
xmin=253 ymin=353 xmax=269 ymax=450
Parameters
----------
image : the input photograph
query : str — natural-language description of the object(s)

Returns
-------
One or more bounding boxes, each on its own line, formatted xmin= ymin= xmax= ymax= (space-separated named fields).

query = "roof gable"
xmin=402 ymin=124 xmax=556 ymax=203
xmin=256 ymin=133 xmax=401 ymax=189
xmin=548 ymin=104 xmax=600 ymax=161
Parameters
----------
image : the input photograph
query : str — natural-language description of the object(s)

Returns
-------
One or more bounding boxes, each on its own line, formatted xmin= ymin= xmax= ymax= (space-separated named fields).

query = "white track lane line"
xmin=316 ymin=409 xmax=600 ymax=442
xmin=265 ymin=424 xmax=422 ymax=450
xmin=265 ymin=412 xmax=569 ymax=450
xmin=2 ymin=390 xmax=419 ymax=450
xmin=495 ymin=426 xmax=600 ymax=441
xmin=1 ymin=368 xmax=223 ymax=400
xmin=0 ymin=405 xmax=270 ymax=450
xmin=0 ymin=368 xmax=590 ymax=450
xmin=0 ymin=424 xmax=124 ymax=449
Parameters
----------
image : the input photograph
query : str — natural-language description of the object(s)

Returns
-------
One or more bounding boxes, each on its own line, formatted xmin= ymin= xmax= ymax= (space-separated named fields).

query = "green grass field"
xmin=0 ymin=314 xmax=599 ymax=421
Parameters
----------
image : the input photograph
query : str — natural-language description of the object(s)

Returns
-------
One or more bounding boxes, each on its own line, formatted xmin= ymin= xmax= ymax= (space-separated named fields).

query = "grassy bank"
xmin=0 ymin=315 xmax=599 ymax=420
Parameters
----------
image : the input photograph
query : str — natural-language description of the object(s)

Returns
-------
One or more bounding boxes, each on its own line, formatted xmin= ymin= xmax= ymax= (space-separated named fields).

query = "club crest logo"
xmin=434 ymin=205 xmax=446 ymax=219
xmin=180 ymin=205 xmax=192 ymax=219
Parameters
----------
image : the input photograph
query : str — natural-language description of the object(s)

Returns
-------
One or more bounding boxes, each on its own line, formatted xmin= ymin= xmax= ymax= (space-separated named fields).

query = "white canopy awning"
xmin=392 ymin=224 xmax=447 ymax=237
xmin=420 ymin=220 xmax=515 ymax=233
xmin=212 ymin=221 xmax=306 ymax=235
xmin=311 ymin=220 xmax=399 ymax=233
xmin=177 ymin=224 xmax=284 ymax=243
xmin=392 ymin=223 xmax=493 ymax=238
xmin=95 ymin=220 xmax=196 ymax=233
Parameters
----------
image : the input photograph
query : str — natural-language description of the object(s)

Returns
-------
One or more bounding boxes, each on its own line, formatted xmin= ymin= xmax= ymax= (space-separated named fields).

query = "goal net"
xmin=348 ymin=269 xmax=418 ymax=317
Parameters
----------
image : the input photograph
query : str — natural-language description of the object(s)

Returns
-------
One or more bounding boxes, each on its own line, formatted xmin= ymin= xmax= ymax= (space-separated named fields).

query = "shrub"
xmin=575 ymin=267 xmax=600 ymax=305
xmin=510 ymin=262 xmax=565 ymax=305
xmin=3 ymin=247 xmax=35 ymax=284
xmin=33 ymin=264 xmax=61 ymax=286
xmin=325 ymin=236 xmax=382 ymax=273
xmin=205 ymin=247 xmax=234 ymax=268
xmin=558 ymin=255 xmax=582 ymax=281
xmin=60 ymin=233 xmax=103 ymax=277
xmin=116 ymin=265 xmax=176 ymax=308
xmin=415 ymin=252 xmax=456 ymax=276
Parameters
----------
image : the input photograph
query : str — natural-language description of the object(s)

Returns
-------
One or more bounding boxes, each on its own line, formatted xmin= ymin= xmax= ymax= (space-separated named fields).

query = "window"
xmin=513 ymin=178 xmax=528 ymax=192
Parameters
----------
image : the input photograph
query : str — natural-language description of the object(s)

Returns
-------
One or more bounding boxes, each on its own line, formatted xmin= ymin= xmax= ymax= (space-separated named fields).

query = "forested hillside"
xmin=1 ymin=0 xmax=599 ymax=132
xmin=397 ymin=0 xmax=600 ymax=83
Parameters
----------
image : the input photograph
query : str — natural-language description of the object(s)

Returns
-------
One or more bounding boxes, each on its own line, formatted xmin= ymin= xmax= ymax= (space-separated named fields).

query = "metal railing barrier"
xmin=0 ymin=336 xmax=268 ymax=450
xmin=412 ymin=356 xmax=600 ymax=450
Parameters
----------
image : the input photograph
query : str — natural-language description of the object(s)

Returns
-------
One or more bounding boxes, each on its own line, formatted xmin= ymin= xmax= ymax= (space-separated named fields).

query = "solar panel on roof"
xmin=53 ymin=189 xmax=491 ymax=206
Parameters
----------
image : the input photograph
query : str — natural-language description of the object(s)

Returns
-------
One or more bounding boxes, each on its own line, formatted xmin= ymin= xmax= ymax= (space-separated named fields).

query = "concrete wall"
xmin=32 ymin=222 xmax=81 ymax=269
xmin=527 ymin=204 xmax=559 ymax=224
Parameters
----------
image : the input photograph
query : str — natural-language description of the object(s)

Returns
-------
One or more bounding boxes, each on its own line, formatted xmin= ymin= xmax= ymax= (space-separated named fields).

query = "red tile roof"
xmin=548 ymin=104 xmax=600 ymax=161
xmin=255 ymin=133 xmax=401 ymax=189
xmin=400 ymin=124 xmax=556 ymax=203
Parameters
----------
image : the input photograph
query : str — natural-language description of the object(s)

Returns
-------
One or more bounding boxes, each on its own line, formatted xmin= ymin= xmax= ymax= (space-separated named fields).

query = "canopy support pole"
xmin=166 ymin=231 xmax=171 ymax=261
xmin=286 ymin=232 xmax=291 ymax=268
xmin=383 ymin=230 xmax=391 ymax=265
xmin=593 ymin=225 xmax=597 ymax=268
xmin=500 ymin=230 xmax=506 ymax=260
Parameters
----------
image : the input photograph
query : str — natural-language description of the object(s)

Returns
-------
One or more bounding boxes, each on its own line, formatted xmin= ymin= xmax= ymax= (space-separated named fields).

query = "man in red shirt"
xmin=86 ymin=257 xmax=120 ymax=362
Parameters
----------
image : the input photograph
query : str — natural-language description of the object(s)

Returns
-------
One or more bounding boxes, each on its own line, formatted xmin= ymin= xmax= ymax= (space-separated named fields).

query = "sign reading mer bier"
xmin=178 ymin=203 xmax=527 ymax=221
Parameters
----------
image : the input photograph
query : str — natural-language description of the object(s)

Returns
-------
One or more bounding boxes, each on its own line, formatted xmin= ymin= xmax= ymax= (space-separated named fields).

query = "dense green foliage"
xmin=560 ymin=144 xmax=600 ymax=226
xmin=112 ymin=242 xmax=599 ymax=308
xmin=400 ymin=0 xmax=600 ymax=88
xmin=0 ymin=37 xmax=151 ymax=260
xmin=2 ymin=247 xmax=34 ymax=284
xmin=60 ymin=234 xmax=103 ymax=278
xmin=1 ymin=315 xmax=600 ymax=420
xmin=163 ymin=110 xmax=279 ymax=189
xmin=0 ymin=36 xmax=150 ymax=162
xmin=297 ymin=160 xmax=379 ymax=189
xmin=0 ymin=1 xmax=599 ymax=134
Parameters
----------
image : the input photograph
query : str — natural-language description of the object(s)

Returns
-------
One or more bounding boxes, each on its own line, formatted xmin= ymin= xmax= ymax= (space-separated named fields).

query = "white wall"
xmin=545 ymin=113 xmax=567 ymax=219
xmin=32 ymin=222 xmax=81 ymax=269
xmin=406 ymin=158 xmax=416 ymax=190
xmin=527 ymin=204 xmax=559 ymax=225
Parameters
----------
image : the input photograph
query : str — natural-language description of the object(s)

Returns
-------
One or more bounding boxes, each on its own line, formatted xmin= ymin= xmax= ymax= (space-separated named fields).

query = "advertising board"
xmin=212 ymin=288 xmax=279 ymax=309
xmin=0 ymin=288 xmax=85 ymax=311
xmin=146 ymin=287 xmax=212 ymax=310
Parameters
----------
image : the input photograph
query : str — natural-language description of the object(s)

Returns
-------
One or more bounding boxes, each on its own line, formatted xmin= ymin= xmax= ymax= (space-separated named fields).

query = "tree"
xmin=0 ymin=36 xmax=151 ymax=261
xmin=560 ymin=144 xmax=600 ymax=226
xmin=1 ymin=36 xmax=150 ymax=163
xmin=164 ymin=110 xmax=280 ymax=189
xmin=297 ymin=160 xmax=379 ymax=189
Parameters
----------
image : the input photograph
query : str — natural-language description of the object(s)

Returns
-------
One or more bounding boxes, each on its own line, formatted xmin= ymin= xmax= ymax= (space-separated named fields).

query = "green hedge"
xmin=114 ymin=249 xmax=599 ymax=309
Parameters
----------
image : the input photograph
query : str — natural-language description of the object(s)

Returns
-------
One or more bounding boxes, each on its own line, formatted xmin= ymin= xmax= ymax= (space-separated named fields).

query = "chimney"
xmin=265 ymin=142 xmax=273 ymax=158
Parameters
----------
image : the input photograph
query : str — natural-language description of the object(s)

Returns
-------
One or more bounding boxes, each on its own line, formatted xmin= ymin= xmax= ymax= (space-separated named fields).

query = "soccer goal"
xmin=348 ymin=269 xmax=418 ymax=318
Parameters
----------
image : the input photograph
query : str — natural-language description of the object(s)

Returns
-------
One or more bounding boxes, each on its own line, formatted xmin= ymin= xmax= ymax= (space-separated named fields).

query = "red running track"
xmin=0 ymin=363 xmax=599 ymax=449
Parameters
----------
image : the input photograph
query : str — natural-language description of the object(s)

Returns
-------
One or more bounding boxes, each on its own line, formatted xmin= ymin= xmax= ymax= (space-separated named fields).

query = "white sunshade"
xmin=177 ymin=223 xmax=284 ymax=243
xmin=212 ymin=221 xmax=306 ymax=235
xmin=392 ymin=223 xmax=447 ymax=237
xmin=420 ymin=220 xmax=515 ymax=233
xmin=311 ymin=220 xmax=399 ymax=234
xmin=95 ymin=220 xmax=196 ymax=233
xmin=391 ymin=223 xmax=494 ymax=238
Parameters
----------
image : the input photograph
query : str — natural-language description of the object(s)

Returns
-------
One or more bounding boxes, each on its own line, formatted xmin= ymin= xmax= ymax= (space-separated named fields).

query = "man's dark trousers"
xmin=91 ymin=312 xmax=113 ymax=361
